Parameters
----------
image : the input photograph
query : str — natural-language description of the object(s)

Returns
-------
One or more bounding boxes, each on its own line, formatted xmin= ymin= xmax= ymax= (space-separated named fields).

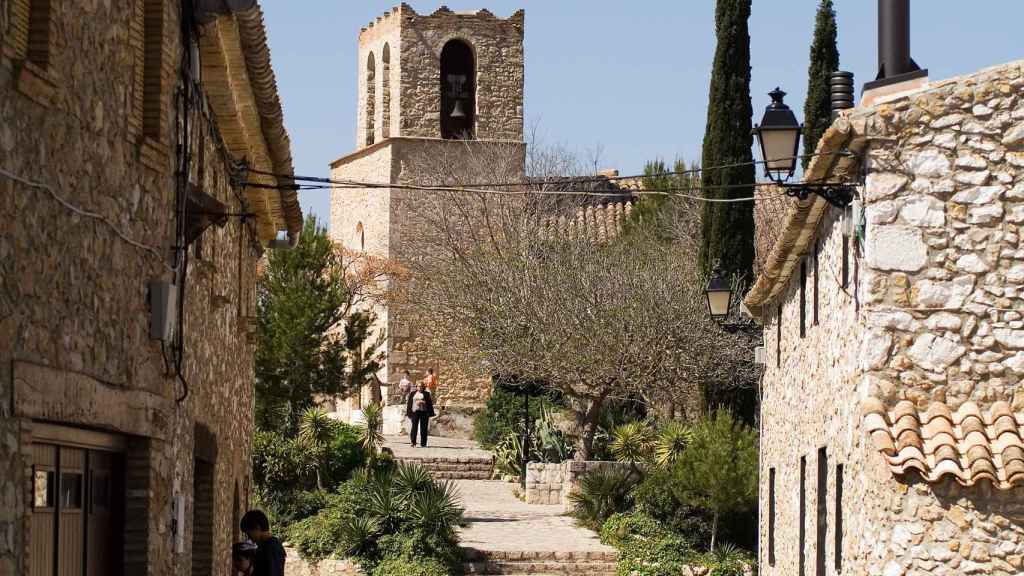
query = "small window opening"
xmin=776 ymin=305 xmax=782 ymax=368
xmin=800 ymin=455 xmax=807 ymax=576
xmin=26 ymin=0 xmax=53 ymax=66
xmin=835 ymin=464 xmax=844 ymax=572
xmin=356 ymin=222 xmax=365 ymax=252
xmin=800 ymin=260 xmax=807 ymax=338
xmin=142 ymin=0 xmax=166 ymax=139
xmin=841 ymin=236 xmax=849 ymax=289
xmin=440 ymin=39 xmax=475 ymax=139
xmin=769 ymin=467 xmax=776 ymax=566
xmin=816 ymin=448 xmax=828 ymax=576
xmin=813 ymin=241 xmax=819 ymax=326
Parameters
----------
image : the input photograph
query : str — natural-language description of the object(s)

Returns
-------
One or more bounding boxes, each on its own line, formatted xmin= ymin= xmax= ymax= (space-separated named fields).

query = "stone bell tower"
xmin=330 ymin=5 xmax=526 ymax=417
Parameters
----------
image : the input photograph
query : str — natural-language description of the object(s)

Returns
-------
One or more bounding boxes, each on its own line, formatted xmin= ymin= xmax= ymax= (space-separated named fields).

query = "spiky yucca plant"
xmin=655 ymin=421 xmax=693 ymax=468
xmin=569 ymin=467 xmax=636 ymax=530
xmin=360 ymin=402 xmax=385 ymax=457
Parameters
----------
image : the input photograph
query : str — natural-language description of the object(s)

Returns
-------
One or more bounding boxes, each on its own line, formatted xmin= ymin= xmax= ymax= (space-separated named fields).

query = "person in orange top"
xmin=423 ymin=368 xmax=438 ymax=395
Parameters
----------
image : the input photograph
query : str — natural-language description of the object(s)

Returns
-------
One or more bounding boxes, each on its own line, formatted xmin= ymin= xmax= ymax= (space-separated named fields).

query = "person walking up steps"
xmin=406 ymin=380 xmax=435 ymax=447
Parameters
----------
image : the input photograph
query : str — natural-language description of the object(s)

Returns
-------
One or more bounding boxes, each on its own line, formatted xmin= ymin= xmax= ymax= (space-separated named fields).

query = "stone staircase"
xmin=398 ymin=455 xmax=494 ymax=480
xmin=461 ymin=549 xmax=618 ymax=575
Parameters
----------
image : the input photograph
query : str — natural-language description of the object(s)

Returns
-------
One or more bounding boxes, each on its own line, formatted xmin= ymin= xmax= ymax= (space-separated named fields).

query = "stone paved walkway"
xmin=383 ymin=434 xmax=492 ymax=460
xmin=455 ymin=478 xmax=614 ymax=555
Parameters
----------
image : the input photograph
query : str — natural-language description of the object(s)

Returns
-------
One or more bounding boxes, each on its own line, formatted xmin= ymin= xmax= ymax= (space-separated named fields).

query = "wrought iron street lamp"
xmin=704 ymin=263 xmax=758 ymax=334
xmin=704 ymin=263 xmax=733 ymax=321
xmin=752 ymin=88 xmax=856 ymax=209
xmin=753 ymin=88 xmax=802 ymax=183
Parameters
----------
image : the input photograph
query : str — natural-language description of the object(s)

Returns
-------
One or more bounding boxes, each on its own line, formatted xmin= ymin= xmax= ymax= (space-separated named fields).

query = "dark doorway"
xmin=440 ymin=40 xmax=474 ymax=139
xmin=31 ymin=430 xmax=125 ymax=576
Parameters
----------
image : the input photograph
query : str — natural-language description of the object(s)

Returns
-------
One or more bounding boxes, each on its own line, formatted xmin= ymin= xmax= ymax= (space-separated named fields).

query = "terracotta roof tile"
xmin=864 ymin=398 xmax=1024 ymax=489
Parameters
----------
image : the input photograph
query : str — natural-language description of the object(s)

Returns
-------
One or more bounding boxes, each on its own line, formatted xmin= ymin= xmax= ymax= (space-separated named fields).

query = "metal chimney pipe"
xmin=877 ymin=0 xmax=913 ymax=79
xmin=864 ymin=0 xmax=926 ymax=93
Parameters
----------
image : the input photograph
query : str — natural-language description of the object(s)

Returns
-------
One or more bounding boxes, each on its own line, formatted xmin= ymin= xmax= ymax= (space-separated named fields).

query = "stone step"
xmin=463 ymin=550 xmax=618 ymax=563
xmin=418 ymin=463 xmax=493 ymax=472
xmin=461 ymin=561 xmax=618 ymax=575
xmin=431 ymin=470 xmax=493 ymax=480
xmin=400 ymin=456 xmax=494 ymax=466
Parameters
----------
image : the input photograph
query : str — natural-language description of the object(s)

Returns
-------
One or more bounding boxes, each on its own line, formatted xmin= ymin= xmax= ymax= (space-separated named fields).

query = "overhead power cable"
xmin=243 ymin=150 xmax=853 ymax=190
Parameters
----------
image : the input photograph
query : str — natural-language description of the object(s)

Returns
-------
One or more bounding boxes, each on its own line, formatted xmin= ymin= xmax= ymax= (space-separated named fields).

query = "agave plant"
xmin=360 ymin=401 xmax=385 ymax=457
xmin=493 ymin=431 xmax=526 ymax=478
xmin=393 ymin=461 xmax=435 ymax=501
xmin=655 ymin=420 xmax=693 ymax=468
xmin=411 ymin=480 xmax=464 ymax=536
xmin=366 ymin=470 xmax=404 ymax=532
xmin=609 ymin=420 xmax=656 ymax=479
xmin=339 ymin=515 xmax=380 ymax=558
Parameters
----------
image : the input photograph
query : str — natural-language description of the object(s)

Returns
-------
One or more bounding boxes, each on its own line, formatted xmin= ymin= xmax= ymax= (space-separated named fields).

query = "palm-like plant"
xmin=339 ymin=515 xmax=380 ymax=558
xmin=394 ymin=461 xmax=435 ymax=499
xmin=360 ymin=401 xmax=385 ymax=457
xmin=655 ymin=421 xmax=693 ymax=468
xmin=299 ymin=407 xmax=338 ymax=489
xmin=610 ymin=420 xmax=656 ymax=480
xmin=411 ymin=480 xmax=464 ymax=536
xmin=569 ymin=467 xmax=636 ymax=530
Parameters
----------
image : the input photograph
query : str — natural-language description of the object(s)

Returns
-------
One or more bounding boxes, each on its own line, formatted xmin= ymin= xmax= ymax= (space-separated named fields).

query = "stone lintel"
xmin=13 ymin=361 xmax=172 ymax=440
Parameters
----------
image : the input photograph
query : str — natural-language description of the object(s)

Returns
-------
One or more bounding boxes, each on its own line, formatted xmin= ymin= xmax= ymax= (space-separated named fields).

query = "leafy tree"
xmin=670 ymin=409 xmax=758 ymax=551
xmin=256 ymin=216 xmax=383 ymax=434
xmin=622 ymin=158 xmax=700 ymax=240
xmin=803 ymin=0 xmax=840 ymax=170
xmin=699 ymin=0 xmax=756 ymax=280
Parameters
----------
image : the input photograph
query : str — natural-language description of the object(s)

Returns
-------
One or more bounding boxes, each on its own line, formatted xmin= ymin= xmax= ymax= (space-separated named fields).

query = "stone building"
xmin=0 ymin=1 xmax=301 ymax=574
xmin=746 ymin=60 xmax=1024 ymax=575
xmin=329 ymin=5 xmax=526 ymax=417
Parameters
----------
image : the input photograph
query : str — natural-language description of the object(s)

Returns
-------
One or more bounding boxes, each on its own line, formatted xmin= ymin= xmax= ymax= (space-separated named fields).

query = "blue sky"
xmin=260 ymin=1 xmax=1024 ymax=229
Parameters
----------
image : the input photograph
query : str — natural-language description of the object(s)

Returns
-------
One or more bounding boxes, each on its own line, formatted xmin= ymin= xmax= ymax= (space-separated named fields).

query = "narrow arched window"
xmin=356 ymin=222 xmax=365 ymax=251
xmin=382 ymin=44 xmax=391 ymax=139
xmin=366 ymin=53 xmax=376 ymax=146
xmin=440 ymin=39 xmax=474 ymax=139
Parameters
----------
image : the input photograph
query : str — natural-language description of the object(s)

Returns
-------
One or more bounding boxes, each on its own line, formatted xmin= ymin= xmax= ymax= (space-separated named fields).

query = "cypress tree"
xmin=699 ymin=0 xmax=755 ymax=280
xmin=802 ymin=0 xmax=840 ymax=170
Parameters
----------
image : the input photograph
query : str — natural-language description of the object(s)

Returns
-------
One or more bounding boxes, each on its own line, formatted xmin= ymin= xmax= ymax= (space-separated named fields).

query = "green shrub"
xmin=600 ymin=513 xmax=668 ymax=549
xmin=370 ymin=557 xmax=450 ymax=576
xmin=286 ymin=462 xmax=463 ymax=572
xmin=254 ymin=423 xmax=366 ymax=528
xmin=473 ymin=384 xmax=563 ymax=449
xmin=569 ymin=467 xmax=636 ymax=530
xmin=695 ymin=542 xmax=756 ymax=576
xmin=632 ymin=468 xmax=713 ymax=548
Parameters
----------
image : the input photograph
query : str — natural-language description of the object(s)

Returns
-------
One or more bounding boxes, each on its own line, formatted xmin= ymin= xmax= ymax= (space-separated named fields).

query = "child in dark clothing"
xmin=240 ymin=510 xmax=286 ymax=576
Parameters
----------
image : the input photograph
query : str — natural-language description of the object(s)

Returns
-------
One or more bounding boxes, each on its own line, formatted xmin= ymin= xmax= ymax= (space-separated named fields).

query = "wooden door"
xmin=87 ymin=451 xmax=124 ymax=576
xmin=31 ymin=444 xmax=57 ymax=576
xmin=57 ymin=447 xmax=85 ymax=576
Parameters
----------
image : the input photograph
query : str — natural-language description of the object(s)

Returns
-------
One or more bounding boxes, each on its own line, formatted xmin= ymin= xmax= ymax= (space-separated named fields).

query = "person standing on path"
xmin=398 ymin=370 xmax=413 ymax=403
xmin=423 ymin=367 xmax=438 ymax=395
xmin=406 ymin=380 xmax=435 ymax=447
xmin=240 ymin=510 xmax=286 ymax=576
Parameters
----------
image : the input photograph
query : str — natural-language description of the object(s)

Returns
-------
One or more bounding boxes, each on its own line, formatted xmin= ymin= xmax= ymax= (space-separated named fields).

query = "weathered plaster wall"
xmin=0 ymin=1 xmax=265 ymax=574
xmin=760 ymin=60 xmax=1024 ymax=576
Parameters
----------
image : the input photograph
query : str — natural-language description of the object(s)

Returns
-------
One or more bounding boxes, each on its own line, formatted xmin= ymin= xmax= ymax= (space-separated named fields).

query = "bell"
xmin=450 ymin=99 xmax=467 ymax=118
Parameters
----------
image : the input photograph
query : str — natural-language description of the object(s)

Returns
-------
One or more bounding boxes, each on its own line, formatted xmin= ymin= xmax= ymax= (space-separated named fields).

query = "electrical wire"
xmin=0 ymin=166 xmax=176 ymax=272
xmin=244 ymin=150 xmax=853 ymax=189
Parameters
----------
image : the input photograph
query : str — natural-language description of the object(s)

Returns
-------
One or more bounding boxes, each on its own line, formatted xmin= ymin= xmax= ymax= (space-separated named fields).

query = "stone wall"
xmin=758 ymin=60 xmax=1024 ymax=576
xmin=525 ymin=461 xmax=632 ymax=511
xmin=331 ymin=139 xmax=526 ymax=411
xmin=0 ymin=1 xmax=290 ymax=574
xmin=284 ymin=547 xmax=362 ymax=576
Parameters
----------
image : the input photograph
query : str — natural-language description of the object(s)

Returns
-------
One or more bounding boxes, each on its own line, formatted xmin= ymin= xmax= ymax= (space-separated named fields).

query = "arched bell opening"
xmin=366 ymin=52 xmax=376 ymax=146
xmin=440 ymin=39 xmax=475 ymax=140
